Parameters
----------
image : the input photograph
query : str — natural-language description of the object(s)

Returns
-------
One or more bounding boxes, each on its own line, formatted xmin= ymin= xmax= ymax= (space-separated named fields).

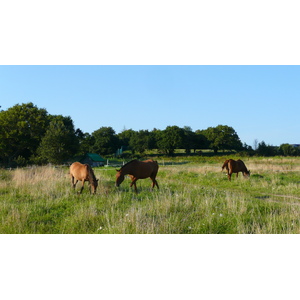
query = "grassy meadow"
xmin=1 ymin=156 xmax=300 ymax=234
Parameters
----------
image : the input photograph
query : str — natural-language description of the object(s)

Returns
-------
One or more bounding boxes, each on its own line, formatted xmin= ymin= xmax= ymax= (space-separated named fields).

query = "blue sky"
xmin=1 ymin=65 xmax=299 ymax=147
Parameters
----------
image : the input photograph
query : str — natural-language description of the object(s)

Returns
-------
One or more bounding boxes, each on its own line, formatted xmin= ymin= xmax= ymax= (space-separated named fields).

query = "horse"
xmin=70 ymin=162 xmax=99 ymax=194
xmin=115 ymin=159 xmax=159 ymax=193
xmin=222 ymin=159 xmax=250 ymax=181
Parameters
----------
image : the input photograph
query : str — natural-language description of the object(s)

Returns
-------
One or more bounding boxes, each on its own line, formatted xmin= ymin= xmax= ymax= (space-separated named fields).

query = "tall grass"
xmin=1 ymin=157 xmax=300 ymax=233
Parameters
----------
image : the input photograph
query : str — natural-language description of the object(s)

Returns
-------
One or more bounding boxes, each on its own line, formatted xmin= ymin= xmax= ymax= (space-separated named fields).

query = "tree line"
xmin=0 ymin=103 xmax=299 ymax=167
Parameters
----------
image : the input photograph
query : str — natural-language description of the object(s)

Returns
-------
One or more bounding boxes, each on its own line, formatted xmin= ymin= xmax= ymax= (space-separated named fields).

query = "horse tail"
xmin=222 ymin=160 xmax=229 ymax=171
xmin=153 ymin=160 xmax=159 ymax=171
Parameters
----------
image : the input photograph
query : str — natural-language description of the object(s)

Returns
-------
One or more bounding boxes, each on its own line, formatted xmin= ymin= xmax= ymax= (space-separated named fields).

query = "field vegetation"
xmin=1 ymin=156 xmax=300 ymax=234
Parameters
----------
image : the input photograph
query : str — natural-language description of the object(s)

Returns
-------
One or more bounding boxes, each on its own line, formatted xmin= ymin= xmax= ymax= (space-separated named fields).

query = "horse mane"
xmin=119 ymin=159 xmax=138 ymax=170
xmin=86 ymin=164 xmax=97 ymax=183
xmin=238 ymin=160 xmax=249 ymax=172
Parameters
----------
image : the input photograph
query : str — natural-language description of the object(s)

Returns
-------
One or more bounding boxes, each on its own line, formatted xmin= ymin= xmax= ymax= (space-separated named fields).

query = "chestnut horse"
xmin=70 ymin=162 xmax=99 ymax=194
xmin=222 ymin=159 xmax=250 ymax=181
xmin=116 ymin=159 xmax=159 ymax=193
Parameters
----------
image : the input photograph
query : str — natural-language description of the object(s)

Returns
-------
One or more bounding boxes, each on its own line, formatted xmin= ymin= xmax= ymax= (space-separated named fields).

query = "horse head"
xmin=115 ymin=169 xmax=125 ymax=187
xmin=244 ymin=170 xmax=251 ymax=178
xmin=90 ymin=178 xmax=99 ymax=194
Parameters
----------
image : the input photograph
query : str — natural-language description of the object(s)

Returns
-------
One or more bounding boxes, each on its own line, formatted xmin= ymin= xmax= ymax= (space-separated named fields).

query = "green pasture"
xmin=1 ymin=156 xmax=300 ymax=234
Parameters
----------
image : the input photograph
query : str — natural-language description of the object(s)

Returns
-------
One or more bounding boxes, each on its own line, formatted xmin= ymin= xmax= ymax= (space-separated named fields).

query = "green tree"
xmin=0 ymin=102 xmax=49 ymax=165
xmin=156 ymin=126 xmax=184 ymax=156
xmin=202 ymin=125 xmax=243 ymax=153
xmin=37 ymin=120 xmax=78 ymax=164
xmin=51 ymin=115 xmax=79 ymax=154
xmin=92 ymin=126 xmax=119 ymax=156
xmin=279 ymin=144 xmax=299 ymax=156
xmin=195 ymin=130 xmax=209 ymax=151
xmin=149 ymin=128 xmax=161 ymax=150
xmin=182 ymin=126 xmax=197 ymax=154
xmin=256 ymin=141 xmax=278 ymax=156
xmin=129 ymin=130 xmax=152 ymax=155
xmin=75 ymin=129 xmax=95 ymax=155
xmin=117 ymin=129 xmax=135 ymax=149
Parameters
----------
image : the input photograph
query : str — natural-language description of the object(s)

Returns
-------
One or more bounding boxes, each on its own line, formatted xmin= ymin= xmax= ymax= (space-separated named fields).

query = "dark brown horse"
xmin=70 ymin=162 xmax=99 ymax=194
xmin=222 ymin=159 xmax=250 ymax=181
xmin=116 ymin=159 xmax=159 ymax=193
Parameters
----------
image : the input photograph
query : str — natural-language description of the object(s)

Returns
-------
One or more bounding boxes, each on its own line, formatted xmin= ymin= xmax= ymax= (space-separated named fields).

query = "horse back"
xmin=127 ymin=159 xmax=158 ymax=178
xmin=139 ymin=160 xmax=158 ymax=178
xmin=70 ymin=162 xmax=89 ymax=180
xmin=144 ymin=159 xmax=158 ymax=172
xmin=237 ymin=159 xmax=247 ymax=170
xmin=228 ymin=159 xmax=248 ymax=173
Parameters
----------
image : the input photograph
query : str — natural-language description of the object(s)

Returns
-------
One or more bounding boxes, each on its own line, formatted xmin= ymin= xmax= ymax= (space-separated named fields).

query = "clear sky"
xmin=0 ymin=65 xmax=299 ymax=147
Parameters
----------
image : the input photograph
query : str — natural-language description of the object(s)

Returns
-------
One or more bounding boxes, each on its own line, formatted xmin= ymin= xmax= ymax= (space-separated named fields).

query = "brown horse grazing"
xmin=70 ymin=162 xmax=99 ymax=194
xmin=116 ymin=159 xmax=159 ymax=193
xmin=222 ymin=159 xmax=250 ymax=181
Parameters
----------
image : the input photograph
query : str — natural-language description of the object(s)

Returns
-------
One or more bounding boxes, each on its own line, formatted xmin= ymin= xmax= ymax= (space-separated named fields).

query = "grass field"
xmin=1 ymin=156 xmax=300 ymax=234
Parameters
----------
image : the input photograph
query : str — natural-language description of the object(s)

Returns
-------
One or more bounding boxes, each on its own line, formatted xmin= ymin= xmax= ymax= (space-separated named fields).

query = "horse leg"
xmin=228 ymin=173 xmax=232 ymax=181
xmin=79 ymin=181 xmax=85 ymax=194
xmin=130 ymin=178 xmax=138 ymax=193
xmin=223 ymin=166 xmax=229 ymax=175
xmin=71 ymin=176 xmax=78 ymax=189
xmin=130 ymin=181 xmax=138 ymax=193
xmin=150 ymin=176 xmax=159 ymax=190
xmin=150 ymin=178 xmax=155 ymax=190
xmin=150 ymin=170 xmax=159 ymax=190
